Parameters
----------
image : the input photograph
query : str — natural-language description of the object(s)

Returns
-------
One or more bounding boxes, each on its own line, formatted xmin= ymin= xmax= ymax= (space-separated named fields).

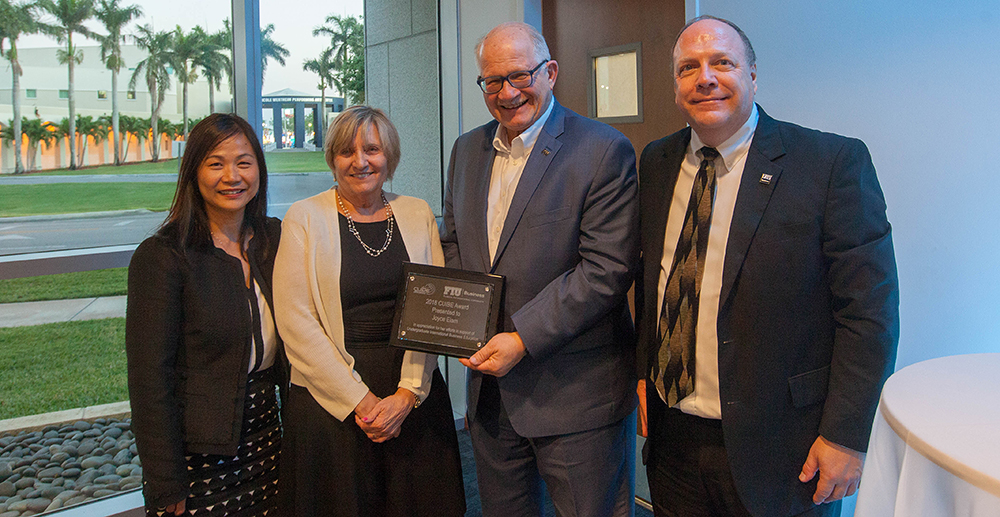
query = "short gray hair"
xmin=475 ymin=22 xmax=551 ymax=72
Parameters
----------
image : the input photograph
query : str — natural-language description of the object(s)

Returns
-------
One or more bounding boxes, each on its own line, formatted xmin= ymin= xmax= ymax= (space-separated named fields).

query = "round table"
xmin=855 ymin=353 xmax=1000 ymax=516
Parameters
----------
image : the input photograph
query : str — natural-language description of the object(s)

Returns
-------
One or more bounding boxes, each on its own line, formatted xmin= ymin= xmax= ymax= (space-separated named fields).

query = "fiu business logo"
xmin=412 ymin=283 xmax=435 ymax=295
xmin=443 ymin=286 xmax=464 ymax=297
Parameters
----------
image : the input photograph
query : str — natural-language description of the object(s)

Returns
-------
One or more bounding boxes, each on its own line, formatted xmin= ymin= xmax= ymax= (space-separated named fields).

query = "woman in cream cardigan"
xmin=273 ymin=106 xmax=465 ymax=516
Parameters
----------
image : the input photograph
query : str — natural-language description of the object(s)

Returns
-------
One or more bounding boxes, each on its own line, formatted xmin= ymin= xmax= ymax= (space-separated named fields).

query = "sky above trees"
xmin=18 ymin=0 xmax=364 ymax=96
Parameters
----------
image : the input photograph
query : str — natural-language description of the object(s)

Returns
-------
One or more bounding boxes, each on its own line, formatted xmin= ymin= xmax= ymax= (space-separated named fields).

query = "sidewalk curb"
xmin=0 ymin=209 xmax=159 ymax=223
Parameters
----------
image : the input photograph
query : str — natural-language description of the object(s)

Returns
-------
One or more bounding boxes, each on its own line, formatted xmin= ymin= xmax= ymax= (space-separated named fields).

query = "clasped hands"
xmin=459 ymin=331 xmax=527 ymax=377
xmin=353 ymin=388 xmax=416 ymax=443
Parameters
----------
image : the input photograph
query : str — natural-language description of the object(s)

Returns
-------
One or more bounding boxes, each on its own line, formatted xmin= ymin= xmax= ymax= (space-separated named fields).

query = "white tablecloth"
xmin=855 ymin=353 xmax=1000 ymax=516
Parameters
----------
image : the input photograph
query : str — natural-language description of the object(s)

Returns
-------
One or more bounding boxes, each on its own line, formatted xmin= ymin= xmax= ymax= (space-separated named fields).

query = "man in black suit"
xmin=637 ymin=15 xmax=899 ymax=516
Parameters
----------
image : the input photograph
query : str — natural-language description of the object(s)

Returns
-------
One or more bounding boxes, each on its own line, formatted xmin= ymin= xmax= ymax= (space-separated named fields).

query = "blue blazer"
xmin=441 ymin=101 xmax=640 ymax=437
xmin=637 ymin=106 xmax=900 ymax=516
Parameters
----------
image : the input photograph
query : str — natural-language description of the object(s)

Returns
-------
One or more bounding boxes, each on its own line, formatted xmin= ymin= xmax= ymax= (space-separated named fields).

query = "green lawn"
xmin=0 ymin=268 xmax=128 ymax=304
xmin=262 ymin=151 xmax=329 ymax=173
xmin=34 ymin=158 xmax=181 ymax=176
xmin=19 ymin=150 xmax=328 ymax=176
xmin=0 ymin=183 xmax=176 ymax=217
xmin=0 ymin=318 xmax=128 ymax=420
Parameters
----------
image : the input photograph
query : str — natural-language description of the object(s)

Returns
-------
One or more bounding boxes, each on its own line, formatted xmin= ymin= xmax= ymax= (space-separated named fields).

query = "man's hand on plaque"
xmin=460 ymin=331 xmax=527 ymax=377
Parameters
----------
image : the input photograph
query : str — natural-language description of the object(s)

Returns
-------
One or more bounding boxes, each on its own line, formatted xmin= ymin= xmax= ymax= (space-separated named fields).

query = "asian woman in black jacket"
xmin=126 ymin=114 xmax=286 ymax=516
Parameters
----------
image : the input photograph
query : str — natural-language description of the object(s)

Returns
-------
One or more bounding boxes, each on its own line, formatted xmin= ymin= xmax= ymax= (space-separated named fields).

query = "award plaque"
xmin=390 ymin=263 xmax=504 ymax=358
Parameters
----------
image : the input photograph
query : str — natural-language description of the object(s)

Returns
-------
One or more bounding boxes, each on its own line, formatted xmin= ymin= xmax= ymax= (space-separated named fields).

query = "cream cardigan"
xmin=273 ymin=189 xmax=444 ymax=421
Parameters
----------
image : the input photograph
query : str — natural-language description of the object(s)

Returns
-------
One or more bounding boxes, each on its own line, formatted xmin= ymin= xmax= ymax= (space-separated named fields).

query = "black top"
xmin=339 ymin=213 xmax=409 ymax=343
xmin=125 ymin=217 xmax=286 ymax=509
xmin=339 ymin=214 xmax=409 ymax=398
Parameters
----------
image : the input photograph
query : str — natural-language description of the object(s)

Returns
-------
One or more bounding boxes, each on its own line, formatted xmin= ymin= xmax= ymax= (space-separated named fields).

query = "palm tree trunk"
xmin=182 ymin=74 xmax=189 ymax=139
xmin=78 ymin=134 xmax=87 ymax=165
xmin=208 ymin=81 xmax=215 ymax=114
xmin=320 ymin=87 xmax=327 ymax=135
xmin=11 ymin=48 xmax=25 ymax=174
xmin=151 ymin=97 xmax=161 ymax=162
xmin=68 ymin=35 xmax=77 ymax=170
xmin=112 ymin=70 xmax=121 ymax=165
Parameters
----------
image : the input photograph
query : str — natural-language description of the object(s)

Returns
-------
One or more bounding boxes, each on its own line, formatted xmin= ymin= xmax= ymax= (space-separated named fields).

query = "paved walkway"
xmin=0 ymin=295 xmax=126 ymax=328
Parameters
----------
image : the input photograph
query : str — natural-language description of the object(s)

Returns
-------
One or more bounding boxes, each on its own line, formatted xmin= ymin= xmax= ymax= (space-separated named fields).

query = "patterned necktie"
xmin=655 ymin=146 xmax=719 ymax=406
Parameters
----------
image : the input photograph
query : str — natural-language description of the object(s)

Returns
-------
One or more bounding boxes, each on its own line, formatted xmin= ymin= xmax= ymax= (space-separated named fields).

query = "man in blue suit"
xmin=636 ymin=16 xmax=899 ymax=516
xmin=441 ymin=21 xmax=639 ymax=517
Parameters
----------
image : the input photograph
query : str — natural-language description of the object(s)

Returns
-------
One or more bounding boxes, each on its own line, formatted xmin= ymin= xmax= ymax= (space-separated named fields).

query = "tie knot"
xmin=700 ymin=147 xmax=720 ymax=160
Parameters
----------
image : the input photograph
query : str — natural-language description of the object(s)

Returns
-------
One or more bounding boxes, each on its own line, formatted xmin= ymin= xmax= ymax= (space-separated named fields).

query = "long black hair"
xmin=159 ymin=113 xmax=270 ymax=256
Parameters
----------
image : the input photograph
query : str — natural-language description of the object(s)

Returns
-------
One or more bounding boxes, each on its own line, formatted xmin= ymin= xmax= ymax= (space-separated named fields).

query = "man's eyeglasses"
xmin=477 ymin=60 xmax=551 ymax=94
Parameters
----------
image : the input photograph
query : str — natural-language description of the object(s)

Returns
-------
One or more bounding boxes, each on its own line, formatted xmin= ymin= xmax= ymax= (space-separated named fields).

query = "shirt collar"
xmin=492 ymin=97 xmax=555 ymax=155
xmin=689 ymin=104 xmax=759 ymax=173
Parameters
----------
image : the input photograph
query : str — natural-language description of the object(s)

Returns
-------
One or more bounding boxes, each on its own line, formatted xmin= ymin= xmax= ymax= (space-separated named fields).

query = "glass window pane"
xmin=595 ymin=51 xmax=639 ymax=118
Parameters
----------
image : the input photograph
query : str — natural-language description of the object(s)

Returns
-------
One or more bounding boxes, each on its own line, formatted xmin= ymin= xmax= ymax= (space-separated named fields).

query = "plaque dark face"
xmin=390 ymin=263 xmax=504 ymax=358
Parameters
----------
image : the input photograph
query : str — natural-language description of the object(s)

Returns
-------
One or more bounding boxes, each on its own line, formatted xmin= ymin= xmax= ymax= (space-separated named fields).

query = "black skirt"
xmin=149 ymin=367 xmax=281 ymax=516
xmin=279 ymin=368 xmax=466 ymax=517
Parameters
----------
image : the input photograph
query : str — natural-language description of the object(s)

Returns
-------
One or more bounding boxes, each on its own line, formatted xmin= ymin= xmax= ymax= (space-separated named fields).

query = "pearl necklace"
xmin=336 ymin=188 xmax=394 ymax=257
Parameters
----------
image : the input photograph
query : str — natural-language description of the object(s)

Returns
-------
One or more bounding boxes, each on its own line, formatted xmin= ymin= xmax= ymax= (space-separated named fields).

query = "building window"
xmin=127 ymin=90 xmax=136 ymax=100
xmin=59 ymin=90 xmax=69 ymax=99
xmin=588 ymin=43 xmax=643 ymax=124
xmin=97 ymin=90 xmax=108 ymax=100
xmin=25 ymin=89 xmax=37 ymax=99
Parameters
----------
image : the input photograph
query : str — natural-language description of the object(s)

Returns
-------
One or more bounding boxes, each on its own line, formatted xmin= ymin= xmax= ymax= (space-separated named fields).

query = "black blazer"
xmin=637 ymin=107 xmax=899 ymax=516
xmin=125 ymin=217 xmax=286 ymax=509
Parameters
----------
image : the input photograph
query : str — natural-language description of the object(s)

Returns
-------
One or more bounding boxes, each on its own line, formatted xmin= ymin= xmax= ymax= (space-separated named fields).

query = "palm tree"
xmin=313 ymin=15 xmax=361 ymax=69
xmin=3 ymin=118 xmax=57 ymax=170
xmin=159 ymin=118 xmax=179 ymax=143
xmin=303 ymin=47 xmax=336 ymax=133
xmin=170 ymin=25 xmax=209 ymax=139
xmin=118 ymin=113 xmax=141 ymax=159
xmin=260 ymin=23 xmax=288 ymax=81
xmin=0 ymin=0 xmax=51 ymax=174
xmin=49 ymin=116 xmax=71 ymax=166
xmin=313 ymin=14 xmax=365 ymax=104
xmin=74 ymin=114 xmax=98 ymax=164
xmin=129 ymin=24 xmax=172 ymax=162
xmin=94 ymin=0 xmax=142 ymax=166
xmin=37 ymin=0 xmax=97 ymax=170
xmin=194 ymin=27 xmax=231 ymax=115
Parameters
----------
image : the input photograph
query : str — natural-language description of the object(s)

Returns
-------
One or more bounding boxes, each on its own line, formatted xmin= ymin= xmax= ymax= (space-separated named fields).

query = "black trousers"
xmin=644 ymin=384 xmax=839 ymax=517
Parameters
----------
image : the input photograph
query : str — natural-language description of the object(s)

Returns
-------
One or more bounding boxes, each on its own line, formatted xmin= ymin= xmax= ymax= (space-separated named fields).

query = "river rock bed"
xmin=0 ymin=418 xmax=141 ymax=516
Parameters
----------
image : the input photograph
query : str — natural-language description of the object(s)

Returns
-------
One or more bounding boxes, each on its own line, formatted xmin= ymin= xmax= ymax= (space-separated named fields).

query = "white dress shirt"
xmin=657 ymin=105 xmax=759 ymax=419
xmin=486 ymin=99 xmax=555 ymax=261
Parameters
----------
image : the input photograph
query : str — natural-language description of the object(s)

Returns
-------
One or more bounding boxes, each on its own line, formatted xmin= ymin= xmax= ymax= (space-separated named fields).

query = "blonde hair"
xmin=324 ymin=105 xmax=401 ymax=180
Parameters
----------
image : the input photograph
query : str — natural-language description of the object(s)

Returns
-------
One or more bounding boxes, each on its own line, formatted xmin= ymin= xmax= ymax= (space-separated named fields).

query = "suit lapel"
xmin=490 ymin=103 xmax=565 ymax=271
xmin=470 ymin=128 xmax=500 ymax=271
xmin=719 ymin=108 xmax=786 ymax=306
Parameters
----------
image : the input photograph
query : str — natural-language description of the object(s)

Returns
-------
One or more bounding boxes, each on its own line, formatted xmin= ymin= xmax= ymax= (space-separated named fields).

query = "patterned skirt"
xmin=150 ymin=368 xmax=281 ymax=516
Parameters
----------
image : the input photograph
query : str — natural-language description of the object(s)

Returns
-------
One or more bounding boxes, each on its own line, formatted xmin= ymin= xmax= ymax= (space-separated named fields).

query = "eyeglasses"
xmin=476 ymin=60 xmax=551 ymax=94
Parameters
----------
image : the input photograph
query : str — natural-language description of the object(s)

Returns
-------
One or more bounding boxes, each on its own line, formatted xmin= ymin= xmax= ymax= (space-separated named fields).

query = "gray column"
xmin=272 ymin=105 xmax=283 ymax=149
xmin=232 ymin=0 xmax=263 ymax=142
xmin=294 ymin=102 xmax=305 ymax=148
xmin=312 ymin=105 xmax=323 ymax=146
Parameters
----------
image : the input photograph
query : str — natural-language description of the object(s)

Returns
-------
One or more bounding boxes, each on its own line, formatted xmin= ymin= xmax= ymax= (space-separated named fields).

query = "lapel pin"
xmin=759 ymin=174 xmax=773 ymax=185
xmin=542 ymin=148 xmax=551 ymax=156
